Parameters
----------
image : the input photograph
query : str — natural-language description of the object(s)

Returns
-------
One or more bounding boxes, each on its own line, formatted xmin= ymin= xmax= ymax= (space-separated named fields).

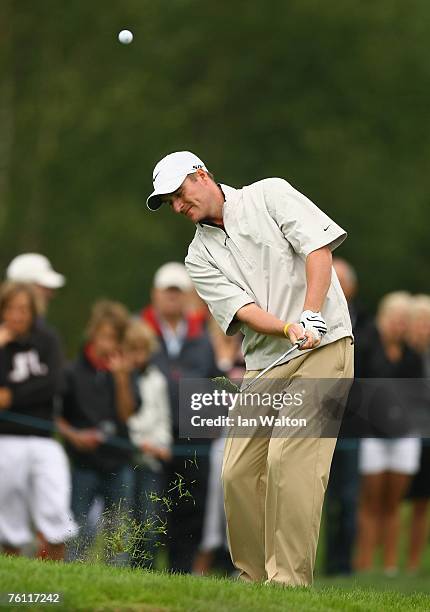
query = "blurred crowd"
xmin=1 ymin=253 xmax=430 ymax=577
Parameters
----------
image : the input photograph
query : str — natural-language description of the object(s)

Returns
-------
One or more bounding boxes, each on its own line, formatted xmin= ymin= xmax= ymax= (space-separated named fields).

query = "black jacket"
xmin=61 ymin=349 xmax=140 ymax=472
xmin=357 ymin=323 xmax=424 ymax=437
xmin=0 ymin=322 xmax=63 ymax=437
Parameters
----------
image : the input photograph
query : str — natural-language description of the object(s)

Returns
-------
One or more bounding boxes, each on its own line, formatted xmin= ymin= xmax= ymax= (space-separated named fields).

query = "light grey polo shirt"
xmin=184 ymin=177 xmax=353 ymax=370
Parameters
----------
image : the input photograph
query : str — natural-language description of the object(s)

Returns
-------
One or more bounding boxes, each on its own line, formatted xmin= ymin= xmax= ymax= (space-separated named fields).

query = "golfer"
xmin=146 ymin=151 xmax=353 ymax=586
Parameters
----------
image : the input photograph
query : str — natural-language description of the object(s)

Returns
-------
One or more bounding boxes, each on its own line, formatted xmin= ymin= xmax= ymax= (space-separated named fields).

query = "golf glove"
xmin=300 ymin=310 xmax=328 ymax=338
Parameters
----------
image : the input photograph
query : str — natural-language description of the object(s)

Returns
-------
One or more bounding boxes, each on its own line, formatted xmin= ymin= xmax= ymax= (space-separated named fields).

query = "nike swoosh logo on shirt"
xmin=323 ymin=225 xmax=331 ymax=231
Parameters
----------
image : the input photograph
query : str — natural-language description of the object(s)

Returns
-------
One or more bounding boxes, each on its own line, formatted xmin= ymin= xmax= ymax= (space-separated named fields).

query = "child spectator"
xmin=57 ymin=300 xmax=139 ymax=561
xmin=125 ymin=319 xmax=172 ymax=567
xmin=0 ymin=281 xmax=77 ymax=560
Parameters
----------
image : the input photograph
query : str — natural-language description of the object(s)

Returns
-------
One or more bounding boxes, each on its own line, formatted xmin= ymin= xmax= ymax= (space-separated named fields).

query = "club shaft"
xmin=241 ymin=338 xmax=307 ymax=393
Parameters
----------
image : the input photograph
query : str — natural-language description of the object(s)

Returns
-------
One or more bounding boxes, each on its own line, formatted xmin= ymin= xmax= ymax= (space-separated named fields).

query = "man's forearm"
xmin=235 ymin=303 xmax=285 ymax=337
xmin=235 ymin=247 xmax=332 ymax=338
xmin=303 ymin=247 xmax=332 ymax=312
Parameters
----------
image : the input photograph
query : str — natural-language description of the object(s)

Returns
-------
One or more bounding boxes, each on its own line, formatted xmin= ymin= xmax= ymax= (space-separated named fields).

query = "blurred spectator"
xmin=185 ymin=287 xmax=209 ymax=328
xmin=207 ymin=317 xmax=243 ymax=374
xmin=332 ymin=258 xmax=368 ymax=332
xmin=325 ymin=258 xmax=371 ymax=575
xmin=355 ymin=292 xmax=423 ymax=575
xmin=0 ymin=282 xmax=77 ymax=560
xmin=57 ymin=300 xmax=139 ymax=562
xmin=5 ymin=254 xmax=67 ymax=557
xmin=6 ymin=253 xmax=65 ymax=317
xmin=406 ymin=295 xmax=430 ymax=572
xmin=125 ymin=319 xmax=172 ymax=568
xmin=193 ymin=325 xmax=244 ymax=576
xmin=140 ymin=262 xmax=220 ymax=573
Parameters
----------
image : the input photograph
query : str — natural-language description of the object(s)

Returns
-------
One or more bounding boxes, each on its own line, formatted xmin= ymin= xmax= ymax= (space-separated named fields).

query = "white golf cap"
xmin=153 ymin=262 xmax=193 ymax=292
xmin=146 ymin=151 xmax=208 ymax=211
xmin=6 ymin=253 xmax=66 ymax=289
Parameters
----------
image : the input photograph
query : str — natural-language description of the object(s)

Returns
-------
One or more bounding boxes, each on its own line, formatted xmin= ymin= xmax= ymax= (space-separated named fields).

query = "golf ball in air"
xmin=118 ymin=30 xmax=133 ymax=44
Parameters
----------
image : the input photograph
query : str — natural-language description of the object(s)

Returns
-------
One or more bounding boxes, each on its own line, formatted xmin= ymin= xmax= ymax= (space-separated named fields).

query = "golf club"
xmin=240 ymin=337 xmax=308 ymax=393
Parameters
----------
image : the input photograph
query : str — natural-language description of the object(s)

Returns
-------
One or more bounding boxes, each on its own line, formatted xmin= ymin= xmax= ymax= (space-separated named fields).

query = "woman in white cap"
xmin=6 ymin=253 xmax=66 ymax=316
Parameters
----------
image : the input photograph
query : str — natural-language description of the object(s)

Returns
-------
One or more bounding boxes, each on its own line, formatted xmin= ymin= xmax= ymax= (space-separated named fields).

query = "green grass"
xmin=2 ymin=502 xmax=429 ymax=611
xmin=1 ymin=556 xmax=430 ymax=611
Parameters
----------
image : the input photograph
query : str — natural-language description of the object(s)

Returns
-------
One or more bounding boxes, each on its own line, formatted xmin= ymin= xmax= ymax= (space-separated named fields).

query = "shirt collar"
xmin=198 ymin=184 xmax=240 ymax=230
xmin=219 ymin=183 xmax=239 ymax=204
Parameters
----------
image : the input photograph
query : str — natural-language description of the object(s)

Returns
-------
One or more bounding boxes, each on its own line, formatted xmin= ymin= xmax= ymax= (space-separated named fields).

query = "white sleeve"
xmin=128 ymin=369 xmax=173 ymax=449
xmin=185 ymin=247 xmax=254 ymax=336
xmin=264 ymin=178 xmax=347 ymax=257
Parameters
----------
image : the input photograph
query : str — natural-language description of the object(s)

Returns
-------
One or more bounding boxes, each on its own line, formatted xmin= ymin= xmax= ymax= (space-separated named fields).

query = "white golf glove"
xmin=300 ymin=310 xmax=328 ymax=340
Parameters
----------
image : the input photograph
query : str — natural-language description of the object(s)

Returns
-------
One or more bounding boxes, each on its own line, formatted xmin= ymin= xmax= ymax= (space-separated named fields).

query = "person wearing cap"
xmin=6 ymin=253 xmax=66 ymax=316
xmin=146 ymin=152 xmax=354 ymax=586
xmin=140 ymin=262 xmax=220 ymax=573
xmin=6 ymin=254 xmax=68 ymax=557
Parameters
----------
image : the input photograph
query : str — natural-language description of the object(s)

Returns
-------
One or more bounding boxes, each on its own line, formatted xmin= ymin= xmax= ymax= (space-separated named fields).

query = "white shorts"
xmin=359 ymin=437 xmax=421 ymax=475
xmin=0 ymin=436 xmax=78 ymax=547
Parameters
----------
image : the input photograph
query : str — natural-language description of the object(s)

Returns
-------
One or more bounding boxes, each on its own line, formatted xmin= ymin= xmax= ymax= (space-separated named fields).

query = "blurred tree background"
xmin=1 ymin=0 xmax=429 ymax=354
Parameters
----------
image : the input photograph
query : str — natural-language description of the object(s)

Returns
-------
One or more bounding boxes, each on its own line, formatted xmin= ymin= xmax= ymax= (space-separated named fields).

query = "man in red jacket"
xmin=141 ymin=262 xmax=220 ymax=573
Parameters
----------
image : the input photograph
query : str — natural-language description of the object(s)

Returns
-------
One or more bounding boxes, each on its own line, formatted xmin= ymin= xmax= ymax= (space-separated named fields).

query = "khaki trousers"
xmin=221 ymin=338 xmax=354 ymax=586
